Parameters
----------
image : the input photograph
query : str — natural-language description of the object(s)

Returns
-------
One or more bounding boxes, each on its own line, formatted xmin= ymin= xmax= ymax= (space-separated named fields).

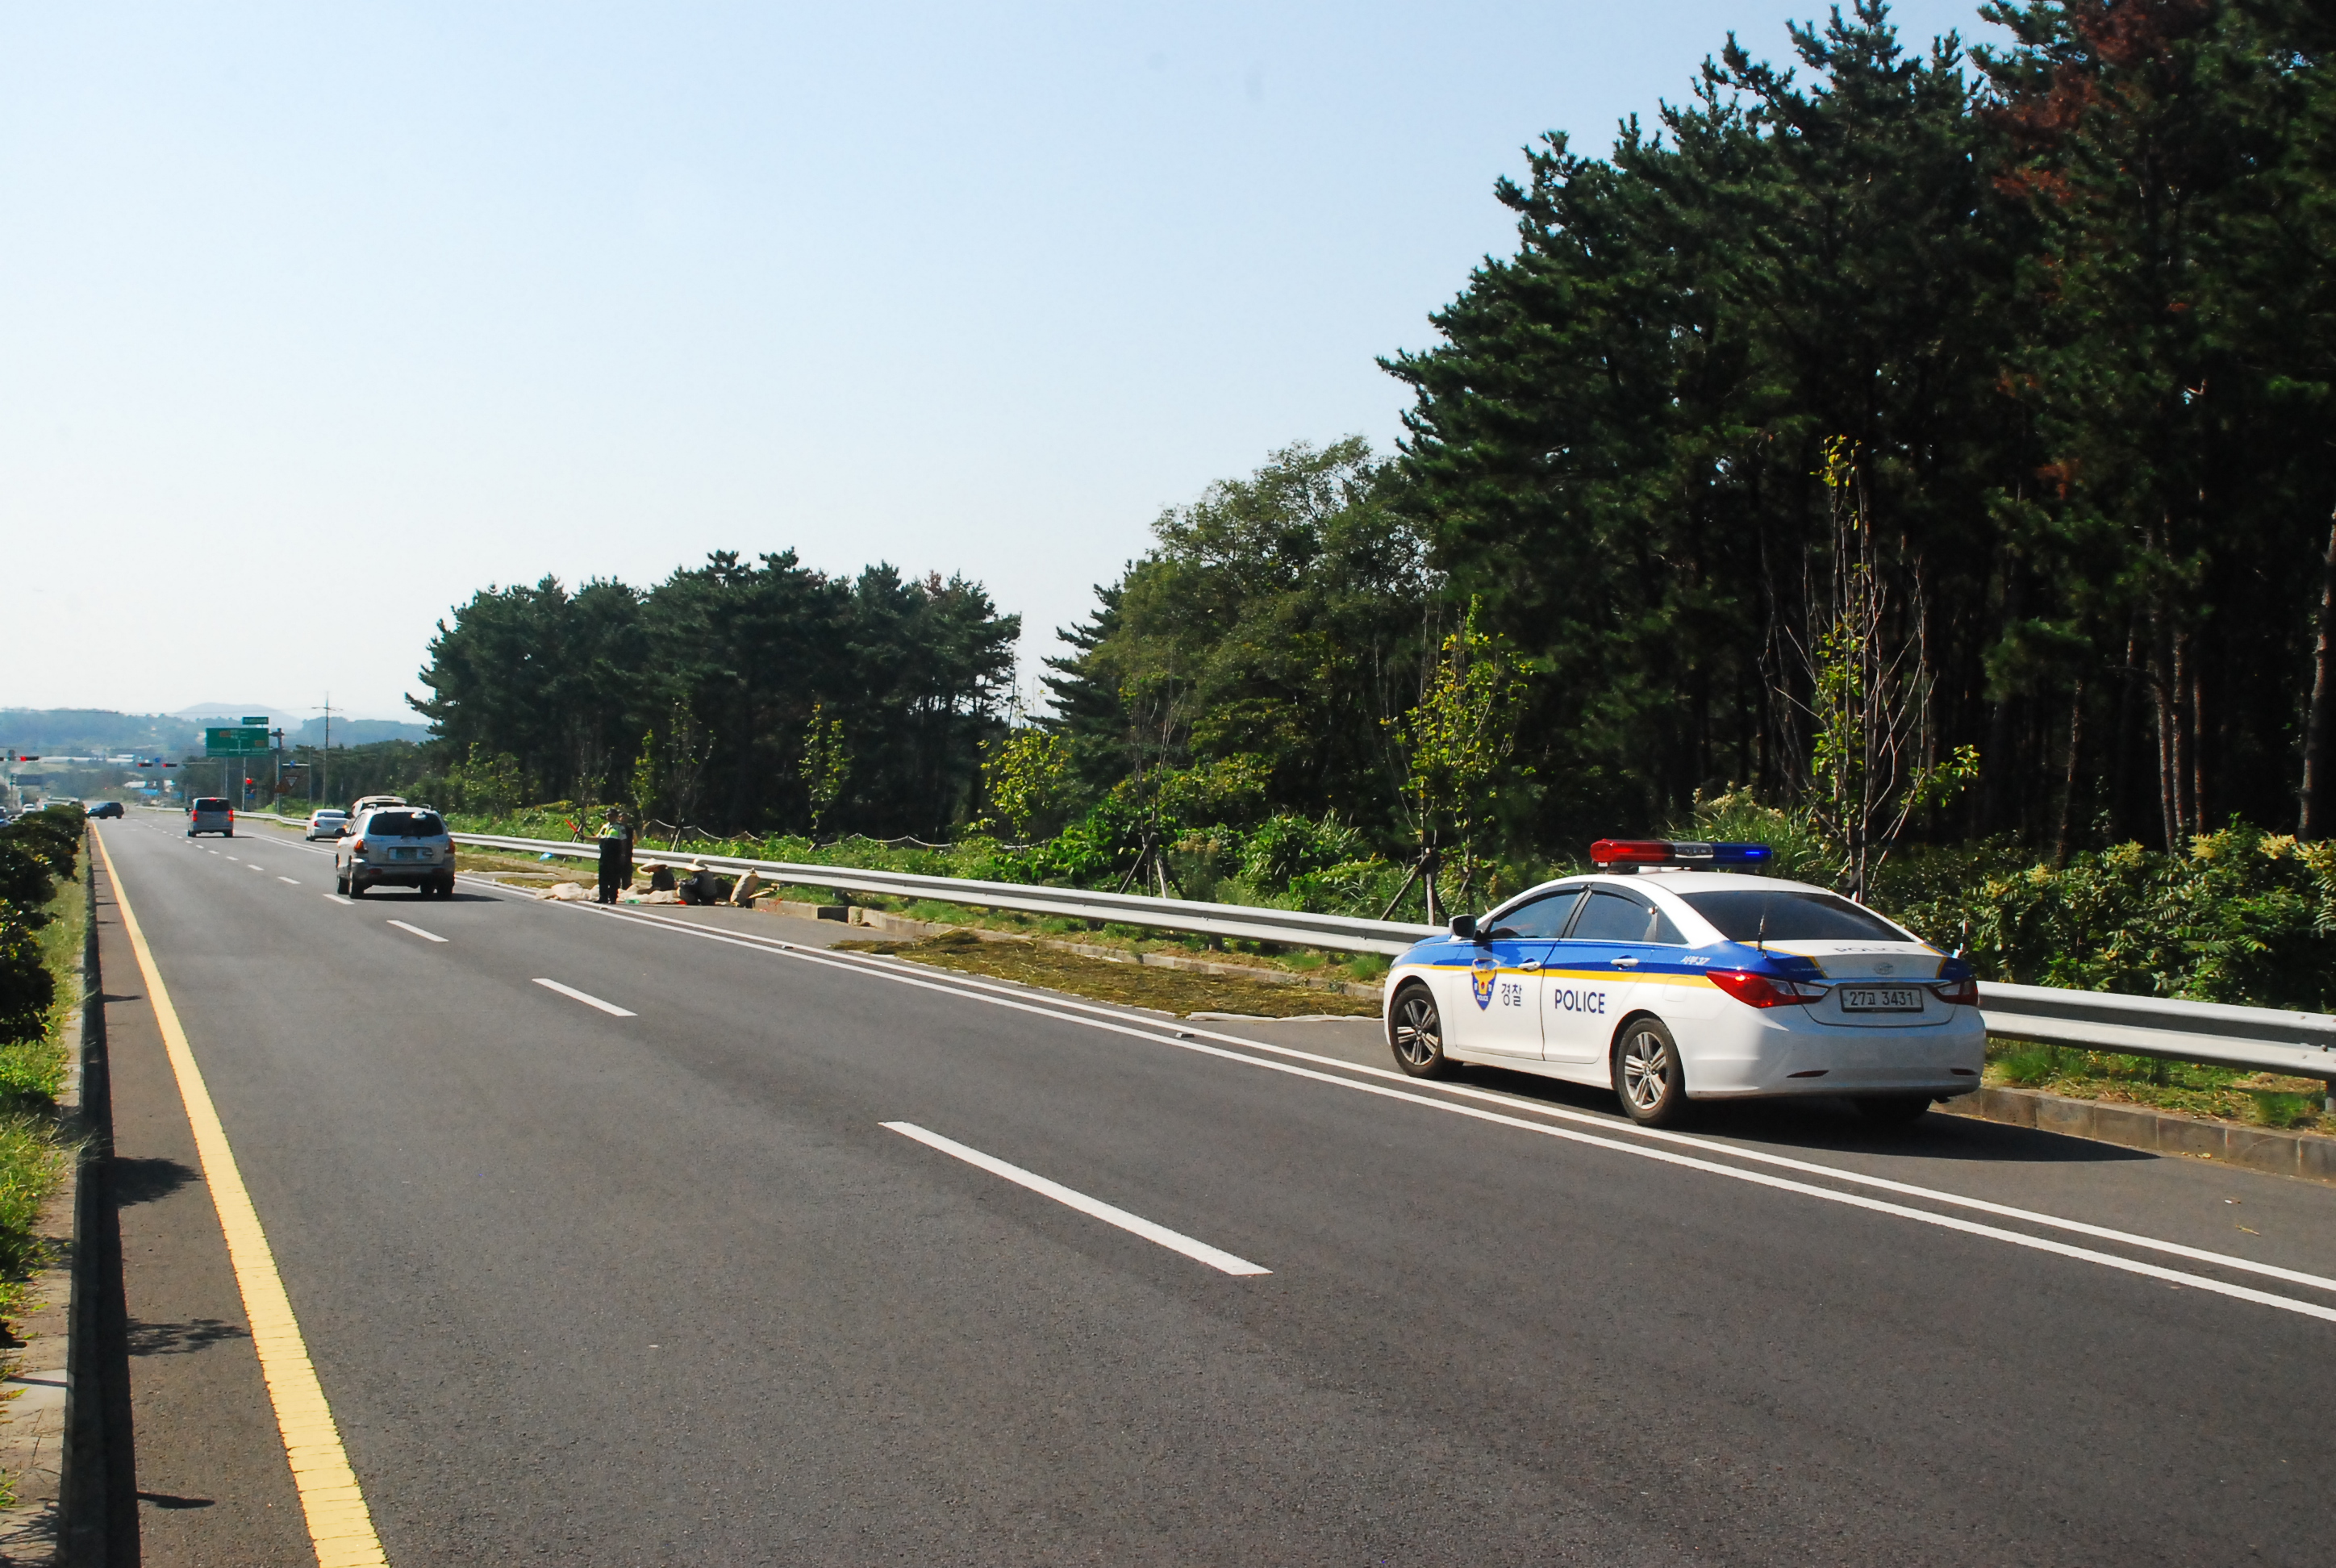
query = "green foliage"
xmin=797 ymin=703 xmax=850 ymax=838
xmin=1239 ymin=812 xmax=1364 ymax=887
xmin=417 ymin=553 xmax=1016 ymax=837
xmin=1888 ymin=827 xmax=2336 ymax=1011
xmin=0 ymin=920 xmax=50 ymax=1047
xmin=1041 ymin=439 xmax=1433 ymax=829
xmin=982 ymin=728 xmax=1075 ymax=840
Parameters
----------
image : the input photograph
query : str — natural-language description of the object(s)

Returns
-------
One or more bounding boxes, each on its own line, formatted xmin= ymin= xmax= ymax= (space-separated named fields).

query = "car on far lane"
xmin=186 ymin=797 xmax=235 ymax=838
xmin=305 ymin=808 xmax=350 ymax=840
xmin=335 ymin=807 xmax=455 ymax=898
xmin=87 ymin=801 xmax=124 ymax=819
xmin=1381 ymin=838 xmax=1985 ymax=1128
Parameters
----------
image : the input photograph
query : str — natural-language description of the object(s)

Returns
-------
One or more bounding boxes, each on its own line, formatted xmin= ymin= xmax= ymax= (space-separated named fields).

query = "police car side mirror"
xmin=1448 ymin=915 xmax=1478 ymax=941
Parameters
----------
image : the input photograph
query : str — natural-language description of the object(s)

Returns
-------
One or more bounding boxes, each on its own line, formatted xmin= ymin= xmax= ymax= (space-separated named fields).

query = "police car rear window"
xmin=367 ymin=812 xmax=444 ymax=837
xmin=1679 ymin=890 xmax=1905 ymax=943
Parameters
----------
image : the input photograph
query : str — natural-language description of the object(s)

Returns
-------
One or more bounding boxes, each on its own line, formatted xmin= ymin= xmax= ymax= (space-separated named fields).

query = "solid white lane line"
xmin=882 ymin=1121 xmax=1270 ymax=1276
xmin=813 ymin=943 xmax=2336 ymax=1299
xmin=278 ymin=877 xmax=299 ymax=885
xmin=532 ymin=978 xmax=635 ymax=1016
xmin=386 ymin=920 xmax=447 ymax=944
xmin=573 ymin=903 xmax=2336 ymax=1324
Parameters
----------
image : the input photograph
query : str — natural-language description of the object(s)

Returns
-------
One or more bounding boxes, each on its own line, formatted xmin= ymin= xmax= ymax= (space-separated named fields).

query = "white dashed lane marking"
xmin=386 ymin=920 xmax=447 ymax=945
xmin=532 ymin=978 xmax=634 ymax=1017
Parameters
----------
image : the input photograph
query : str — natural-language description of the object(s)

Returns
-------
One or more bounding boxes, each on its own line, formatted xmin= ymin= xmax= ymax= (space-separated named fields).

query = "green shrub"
xmin=1888 ymin=827 xmax=2336 ymax=1011
xmin=0 ymin=920 xmax=50 ymax=1047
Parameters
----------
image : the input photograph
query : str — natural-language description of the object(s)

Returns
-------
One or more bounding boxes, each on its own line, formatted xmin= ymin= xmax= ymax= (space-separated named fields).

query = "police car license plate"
xmin=1840 ymin=986 xmax=1922 ymax=1012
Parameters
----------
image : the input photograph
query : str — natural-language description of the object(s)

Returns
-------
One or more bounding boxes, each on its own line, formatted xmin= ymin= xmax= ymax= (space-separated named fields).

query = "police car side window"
xmin=1647 ymin=907 xmax=1687 ymax=945
xmin=1567 ymin=889 xmax=1655 ymax=943
xmin=1487 ymin=889 xmax=1582 ymax=940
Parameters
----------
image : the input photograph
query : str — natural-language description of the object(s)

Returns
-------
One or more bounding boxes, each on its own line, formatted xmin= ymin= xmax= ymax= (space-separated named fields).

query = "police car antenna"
xmin=1756 ymin=904 xmax=1768 ymax=954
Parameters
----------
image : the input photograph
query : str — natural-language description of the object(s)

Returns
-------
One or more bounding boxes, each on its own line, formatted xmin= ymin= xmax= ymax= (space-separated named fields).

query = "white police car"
xmin=1382 ymin=840 xmax=1984 ymax=1127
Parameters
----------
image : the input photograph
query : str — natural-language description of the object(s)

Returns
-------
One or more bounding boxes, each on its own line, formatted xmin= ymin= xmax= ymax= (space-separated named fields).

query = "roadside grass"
xmin=833 ymin=931 xmax=1383 ymax=1019
xmin=1985 ymin=1038 xmax=2331 ymax=1132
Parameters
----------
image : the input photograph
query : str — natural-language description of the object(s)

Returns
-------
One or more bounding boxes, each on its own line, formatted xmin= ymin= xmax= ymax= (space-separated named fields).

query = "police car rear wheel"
xmin=1614 ymin=1019 xmax=1687 ymax=1126
xmin=1390 ymin=986 xmax=1453 ymax=1079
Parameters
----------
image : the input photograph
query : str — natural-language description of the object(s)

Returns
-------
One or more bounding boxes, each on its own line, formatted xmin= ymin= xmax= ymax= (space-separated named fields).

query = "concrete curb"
xmin=779 ymin=903 xmax=1386 ymax=1002
xmin=1940 ymin=1085 xmax=2336 ymax=1184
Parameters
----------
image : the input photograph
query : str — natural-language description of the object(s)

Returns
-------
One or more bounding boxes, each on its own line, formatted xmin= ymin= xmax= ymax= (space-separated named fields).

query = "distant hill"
xmin=0 ymin=709 xmax=200 ymax=755
xmin=287 ymin=717 xmax=432 ymax=746
xmin=0 ymin=708 xmax=433 ymax=756
xmin=171 ymin=703 xmax=297 ymax=723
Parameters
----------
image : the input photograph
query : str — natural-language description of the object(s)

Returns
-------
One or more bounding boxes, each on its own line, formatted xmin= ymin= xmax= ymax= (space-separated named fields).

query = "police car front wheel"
xmin=1389 ymin=985 xmax=1454 ymax=1079
xmin=1614 ymin=1018 xmax=1688 ymax=1127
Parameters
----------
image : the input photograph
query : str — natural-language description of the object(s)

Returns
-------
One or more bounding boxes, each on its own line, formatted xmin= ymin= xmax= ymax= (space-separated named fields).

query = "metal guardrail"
xmin=237 ymin=812 xmax=2336 ymax=1087
xmin=1977 ymin=982 xmax=2336 ymax=1086
xmin=444 ymin=830 xmax=1444 ymax=956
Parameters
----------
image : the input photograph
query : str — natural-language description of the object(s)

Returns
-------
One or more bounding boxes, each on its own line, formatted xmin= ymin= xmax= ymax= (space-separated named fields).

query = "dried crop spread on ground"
xmin=835 ymin=931 xmax=1380 ymax=1020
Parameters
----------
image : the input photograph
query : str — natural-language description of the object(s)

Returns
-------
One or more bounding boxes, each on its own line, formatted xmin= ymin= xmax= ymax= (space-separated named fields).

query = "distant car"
xmin=335 ymin=807 xmax=455 ymax=898
xmin=186 ymin=797 xmax=235 ymax=838
xmin=87 ymin=801 xmax=124 ymax=819
xmin=305 ymin=808 xmax=351 ymax=840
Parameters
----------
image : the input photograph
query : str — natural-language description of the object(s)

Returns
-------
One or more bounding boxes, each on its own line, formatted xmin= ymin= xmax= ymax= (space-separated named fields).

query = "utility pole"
xmin=319 ymin=694 xmax=335 ymax=809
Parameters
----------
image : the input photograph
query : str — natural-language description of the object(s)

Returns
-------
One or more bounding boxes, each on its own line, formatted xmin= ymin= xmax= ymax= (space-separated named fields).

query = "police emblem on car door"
xmin=1458 ymin=887 xmax=1584 ymax=1058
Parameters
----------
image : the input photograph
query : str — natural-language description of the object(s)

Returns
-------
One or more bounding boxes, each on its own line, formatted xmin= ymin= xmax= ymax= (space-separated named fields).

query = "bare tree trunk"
xmin=2188 ymin=640 xmax=2207 ymax=835
xmin=2301 ymin=510 xmax=2336 ymax=838
xmin=2171 ymin=626 xmax=2194 ymax=842
xmin=2054 ymin=679 xmax=2084 ymax=866
xmin=2151 ymin=609 xmax=2180 ymax=851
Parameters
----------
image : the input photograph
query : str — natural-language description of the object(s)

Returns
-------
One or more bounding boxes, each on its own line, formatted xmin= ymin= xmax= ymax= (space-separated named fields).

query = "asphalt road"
xmin=94 ymin=812 xmax=2336 ymax=1565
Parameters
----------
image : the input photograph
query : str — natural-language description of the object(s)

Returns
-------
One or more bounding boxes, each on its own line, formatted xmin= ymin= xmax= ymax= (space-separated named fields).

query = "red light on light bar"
xmin=1589 ymin=839 xmax=1671 ymax=865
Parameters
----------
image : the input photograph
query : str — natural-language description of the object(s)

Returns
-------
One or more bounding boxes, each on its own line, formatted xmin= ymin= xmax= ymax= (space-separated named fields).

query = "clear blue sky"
xmin=2 ymin=1 xmax=1998 ymax=722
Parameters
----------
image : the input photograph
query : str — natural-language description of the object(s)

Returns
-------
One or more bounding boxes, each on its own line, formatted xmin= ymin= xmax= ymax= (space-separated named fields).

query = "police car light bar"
xmin=1589 ymin=839 xmax=1772 ymax=869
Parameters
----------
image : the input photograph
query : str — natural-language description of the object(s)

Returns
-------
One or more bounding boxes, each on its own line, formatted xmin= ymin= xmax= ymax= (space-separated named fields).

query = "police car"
xmin=1382 ymin=840 xmax=1984 ymax=1127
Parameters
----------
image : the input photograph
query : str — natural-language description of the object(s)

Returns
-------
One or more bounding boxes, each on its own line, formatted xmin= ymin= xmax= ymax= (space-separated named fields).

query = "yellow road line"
xmin=96 ymin=829 xmax=390 ymax=1568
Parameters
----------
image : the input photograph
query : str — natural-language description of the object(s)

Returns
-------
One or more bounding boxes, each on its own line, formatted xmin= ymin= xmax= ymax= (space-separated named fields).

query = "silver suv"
xmin=335 ymin=807 xmax=456 ymax=898
xmin=187 ymin=797 xmax=235 ymax=837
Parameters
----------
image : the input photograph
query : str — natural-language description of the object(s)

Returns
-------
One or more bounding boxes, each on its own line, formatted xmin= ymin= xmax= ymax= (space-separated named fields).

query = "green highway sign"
xmin=241 ymin=715 xmax=267 ymax=725
xmin=204 ymin=727 xmax=272 ymax=757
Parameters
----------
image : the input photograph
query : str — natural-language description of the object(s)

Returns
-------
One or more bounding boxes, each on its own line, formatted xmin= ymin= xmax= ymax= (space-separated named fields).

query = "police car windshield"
xmin=1679 ymin=890 xmax=1907 ymax=943
xmin=366 ymin=811 xmax=444 ymax=837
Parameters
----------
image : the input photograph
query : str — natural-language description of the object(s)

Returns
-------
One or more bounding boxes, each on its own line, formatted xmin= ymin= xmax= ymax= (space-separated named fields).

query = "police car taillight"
xmin=1706 ymin=970 xmax=1822 ymax=1008
xmin=1588 ymin=839 xmax=1771 ymax=869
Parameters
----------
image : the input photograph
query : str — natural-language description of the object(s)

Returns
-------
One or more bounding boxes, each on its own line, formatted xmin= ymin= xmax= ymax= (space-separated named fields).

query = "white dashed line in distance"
xmin=386 ymin=920 xmax=448 ymax=944
xmin=532 ymin=978 xmax=635 ymax=1016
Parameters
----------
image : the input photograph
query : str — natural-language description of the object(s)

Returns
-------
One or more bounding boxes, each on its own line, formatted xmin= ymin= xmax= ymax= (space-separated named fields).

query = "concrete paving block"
xmin=2034 ymin=1095 xmax=2098 ymax=1141
xmin=2155 ymin=1115 xmax=2228 ymax=1161
xmin=2221 ymin=1126 xmax=2301 ymax=1179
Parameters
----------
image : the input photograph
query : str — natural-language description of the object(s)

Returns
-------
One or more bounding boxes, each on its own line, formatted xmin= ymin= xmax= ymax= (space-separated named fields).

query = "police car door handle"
xmin=1518 ymin=960 xmax=1541 ymax=970
xmin=1609 ymin=956 xmax=1640 ymax=968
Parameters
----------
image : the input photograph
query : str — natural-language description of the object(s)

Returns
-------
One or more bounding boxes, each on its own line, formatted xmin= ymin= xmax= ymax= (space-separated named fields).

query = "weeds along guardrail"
xmin=237 ymin=812 xmax=2336 ymax=1094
